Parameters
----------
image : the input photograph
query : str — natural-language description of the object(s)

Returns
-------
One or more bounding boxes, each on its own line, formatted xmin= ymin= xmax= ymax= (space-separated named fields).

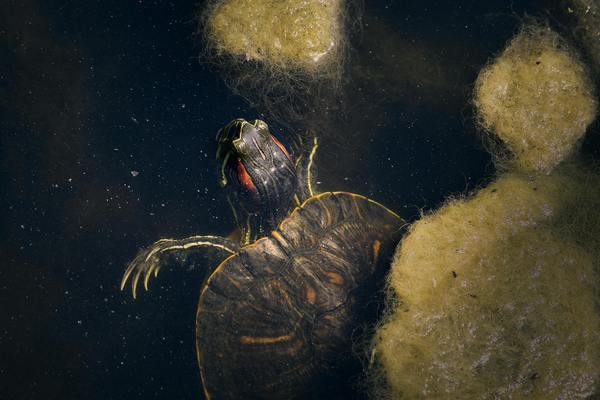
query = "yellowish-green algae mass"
xmin=372 ymin=24 xmax=600 ymax=398
xmin=474 ymin=25 xmax=597 ymax=173
xmin=373 ymin=165 xmax=600 ymax=399
xmin=204 ymin=0 xmax=343 ymax=72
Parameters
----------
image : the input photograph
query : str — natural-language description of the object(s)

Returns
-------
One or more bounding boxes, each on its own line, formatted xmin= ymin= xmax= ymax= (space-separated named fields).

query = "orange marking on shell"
xmin=239 ymin=334 xmax=293 ymax=344
xmin=271 ymin=231 xmax=287 ymax=247
xmin=305 ymin=286 xmax=316 ymax=304
xmin=226 ymin=275 xmax=242 ymax=290
xmin=325 ymin=271 xmax=344 ymax=285
xmin=372 ymin=240 xmax=381 ymax=264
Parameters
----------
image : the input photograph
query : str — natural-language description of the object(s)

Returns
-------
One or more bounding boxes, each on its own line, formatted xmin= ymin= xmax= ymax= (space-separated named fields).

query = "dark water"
xmin=1 ymin=0 xmax=598 ymax=399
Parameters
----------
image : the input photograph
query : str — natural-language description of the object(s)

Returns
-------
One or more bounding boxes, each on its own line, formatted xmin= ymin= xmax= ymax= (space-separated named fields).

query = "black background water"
xmin=1 ymin=0 xmax=598 ymax=399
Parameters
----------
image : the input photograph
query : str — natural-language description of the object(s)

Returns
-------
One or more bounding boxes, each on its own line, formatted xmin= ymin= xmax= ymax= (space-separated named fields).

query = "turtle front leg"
xmin=121 ymin=235 xmax=239 ymax=299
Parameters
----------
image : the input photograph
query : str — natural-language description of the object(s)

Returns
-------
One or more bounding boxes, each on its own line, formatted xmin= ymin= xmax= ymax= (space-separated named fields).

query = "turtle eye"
xmin=270 ymin=134 xmax=291 ymax=160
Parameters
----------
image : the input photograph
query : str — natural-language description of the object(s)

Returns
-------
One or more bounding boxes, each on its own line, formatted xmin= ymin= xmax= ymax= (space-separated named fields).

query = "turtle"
xmin=121 ymin=118 xmax=406 ymax=399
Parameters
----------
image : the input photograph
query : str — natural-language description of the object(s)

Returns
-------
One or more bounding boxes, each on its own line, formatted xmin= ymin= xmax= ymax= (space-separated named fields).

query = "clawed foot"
xmin=120 ymin=235 xmax=239 ymax=299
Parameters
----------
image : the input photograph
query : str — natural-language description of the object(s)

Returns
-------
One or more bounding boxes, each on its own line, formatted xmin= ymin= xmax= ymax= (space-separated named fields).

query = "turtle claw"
xmin=143 ymin=266 xmax=153 ymax=291
xmin=120 ymin=235 xmax=239 ymax=299
xmin=131 ymin=268 xmax=142 ymax=299
xmin=121 ymin=239 xmax=170 ymax=299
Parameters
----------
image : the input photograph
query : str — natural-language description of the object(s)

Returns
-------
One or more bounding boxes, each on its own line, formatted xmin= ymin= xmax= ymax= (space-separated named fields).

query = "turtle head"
xmin=216 ymin=118 xmax=298 ymax=238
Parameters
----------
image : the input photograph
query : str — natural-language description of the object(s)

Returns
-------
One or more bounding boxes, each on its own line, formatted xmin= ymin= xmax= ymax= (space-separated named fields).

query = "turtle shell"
xmin=196 ymin=191 xmax=404 ymax=399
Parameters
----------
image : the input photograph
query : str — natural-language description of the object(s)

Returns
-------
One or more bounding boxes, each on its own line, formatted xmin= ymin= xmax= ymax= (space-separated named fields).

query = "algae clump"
xmin=199 ymin=0 xmax=356 ymax=131
xmin=474 ymin=25 xmax=597 ymax=173
xmin=373 ymin=165 xmax=600 ymax=399
xmin=369 ymin=20 xmax=600 ymax=400
xmin=203 ymin=0 xmax=344 ymax=71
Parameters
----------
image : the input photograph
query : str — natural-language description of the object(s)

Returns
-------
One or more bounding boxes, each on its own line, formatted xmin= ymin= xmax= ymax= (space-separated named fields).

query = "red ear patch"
xmin=270 ymin=135 xmax=291 ymax=159
xmin=236 ymin=159 xmax=257 ymax=193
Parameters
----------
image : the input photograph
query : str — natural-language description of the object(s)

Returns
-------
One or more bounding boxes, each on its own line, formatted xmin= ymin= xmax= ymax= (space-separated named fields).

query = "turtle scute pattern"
xmin=196 ymin=192 xmax=404 ymax=399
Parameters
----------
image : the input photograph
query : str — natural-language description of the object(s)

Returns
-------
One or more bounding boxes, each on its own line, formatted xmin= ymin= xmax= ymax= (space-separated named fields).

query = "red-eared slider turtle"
xmin=121 ymin=118 xmax=405 ymax=399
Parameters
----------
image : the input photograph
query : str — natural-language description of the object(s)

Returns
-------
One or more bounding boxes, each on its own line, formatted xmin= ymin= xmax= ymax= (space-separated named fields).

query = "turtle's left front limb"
xmin=121 ymin=235 xmax=239 ymax=299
